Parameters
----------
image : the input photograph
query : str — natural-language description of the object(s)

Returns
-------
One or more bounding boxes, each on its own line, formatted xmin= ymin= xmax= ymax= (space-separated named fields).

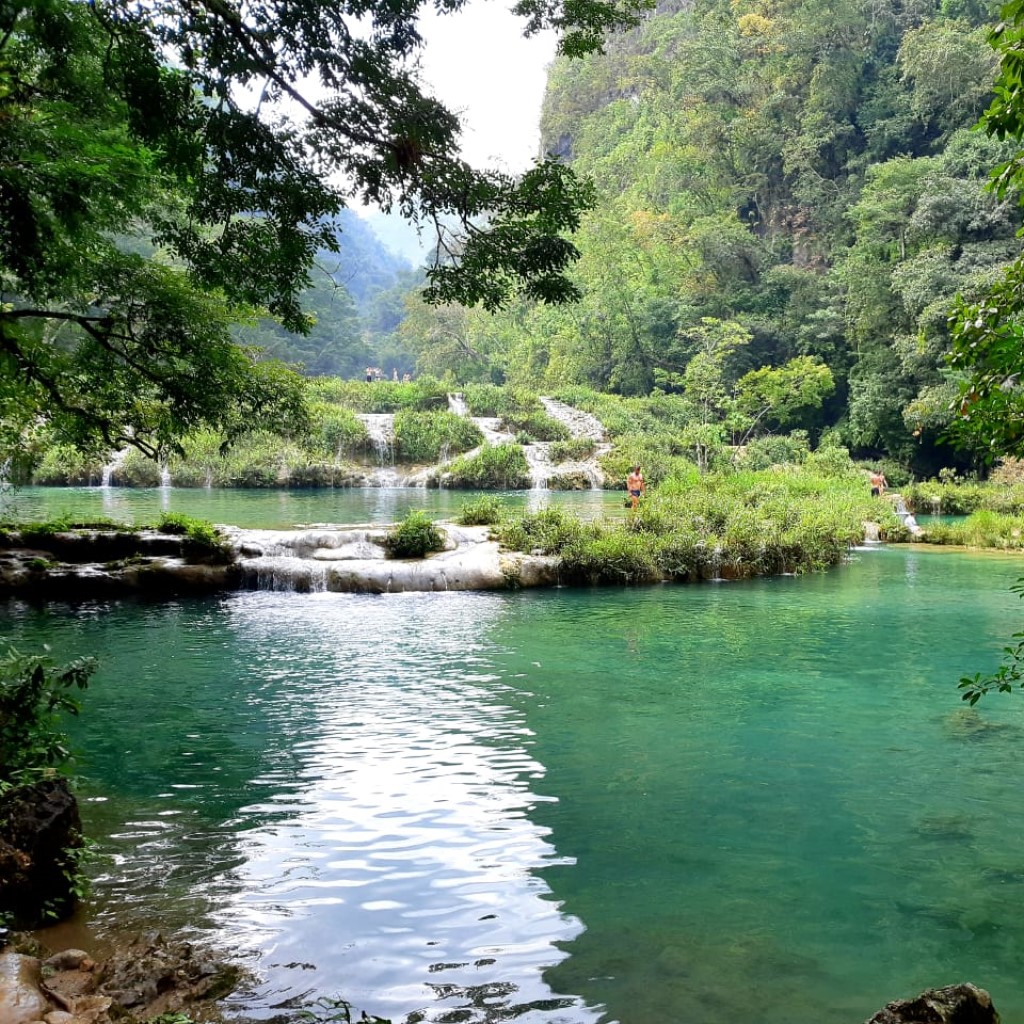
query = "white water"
xmin=448 ymin=393 xmax=469 ymax=417
xmin=100 ymin=447 xmax=131 ymax=487
xmin=539 ymin=396 xmax=606 ymax=441
xmin=523 ymin=442 xmax=553 ymax=490
xmin=358 ymin=414 xmax=401 ymax=487
xmin=891 ymin=494 xmax=923 ymax=536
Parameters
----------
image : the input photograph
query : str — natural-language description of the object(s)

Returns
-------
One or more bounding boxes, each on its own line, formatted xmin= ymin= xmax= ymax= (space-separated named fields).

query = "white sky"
xmin=416 ymin=4 xmax=557 ymax=172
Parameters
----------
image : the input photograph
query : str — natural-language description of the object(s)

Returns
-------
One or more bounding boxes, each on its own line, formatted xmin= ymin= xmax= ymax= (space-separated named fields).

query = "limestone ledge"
xmin=0 ymin=525 xmax=559 ymax=598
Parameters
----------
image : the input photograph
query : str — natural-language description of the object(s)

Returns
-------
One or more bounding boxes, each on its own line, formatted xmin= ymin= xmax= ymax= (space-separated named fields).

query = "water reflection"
xmin=2 ymin=485 xmax=621 ymax=530
xmin=488 ymin=557 xmax=1024 ymax=1024
xmin=6 ymin=550 xmax=1024 ymax=1024
xmin=1 ymin=592 xmax=598 ymax=1024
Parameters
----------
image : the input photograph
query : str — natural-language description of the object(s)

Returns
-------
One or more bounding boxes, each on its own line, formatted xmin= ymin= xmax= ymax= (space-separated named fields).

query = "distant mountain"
xmin=318 ymin=209 xmax=413 ymax=311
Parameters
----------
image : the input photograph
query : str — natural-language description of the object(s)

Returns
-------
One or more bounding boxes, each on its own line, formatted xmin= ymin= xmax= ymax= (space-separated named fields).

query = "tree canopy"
xmin=392 ymin=0 xmax=1020 ymax=476
xmin=948 ymin=0 xmax=1024 ymax=459
xmin=0 ymin=0 xmax=647 ymax=457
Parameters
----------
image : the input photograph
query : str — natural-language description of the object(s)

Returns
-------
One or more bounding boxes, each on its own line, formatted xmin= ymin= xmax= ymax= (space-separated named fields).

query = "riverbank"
xmin=2 ymin=932 xmax=242 ymax=1024
xmin=0 ymin=487 xmax=898 ymax=598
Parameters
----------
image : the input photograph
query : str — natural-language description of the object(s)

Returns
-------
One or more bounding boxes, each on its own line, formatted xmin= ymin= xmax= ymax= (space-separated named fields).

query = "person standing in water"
xmin=626 ymin=464 xmax=646 ymax=510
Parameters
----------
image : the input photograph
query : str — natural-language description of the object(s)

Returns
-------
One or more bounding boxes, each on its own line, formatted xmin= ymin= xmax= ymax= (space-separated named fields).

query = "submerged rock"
xmin=866 ymin=983 xmax=998 ymax=1024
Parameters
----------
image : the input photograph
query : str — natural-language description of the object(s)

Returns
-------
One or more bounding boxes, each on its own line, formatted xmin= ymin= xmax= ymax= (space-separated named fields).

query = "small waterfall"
xmin=524 ymin=443 xmax=552 ymax=490
xmin=448 ymin=393 xmax=469 ymax=417
xmin=538 ymin=396 xmax=606 ymax=441
xmin=100 ymin=447 xmax=131 ymax=487
xmin=159 ymin=464 xmax=171 ymax=488
xmin=358 ymin=414 xmax=400 ymax=487
xmin=472 ymin=418 xmax=515 ymax=445
xmin=244 ymin=558 xmax=330 ymax=593
xmin=890 ymin=494 xmax=923 ymax=536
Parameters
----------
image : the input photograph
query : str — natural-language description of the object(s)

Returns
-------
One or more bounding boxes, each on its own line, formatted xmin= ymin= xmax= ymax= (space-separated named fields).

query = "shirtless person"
xmin=626 ymin=465 xmax=646 ymax=510
xmin=870 ymin=469 xmax=887 ymax=497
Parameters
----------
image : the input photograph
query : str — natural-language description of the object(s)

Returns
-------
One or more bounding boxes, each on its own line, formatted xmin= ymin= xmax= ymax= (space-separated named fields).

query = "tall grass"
xmin=393 ymin=411 xmax=482 ymax=463
xmin=308 ymin=376 xmax=449 ymax=413
xmin=923 ymin=510 xmax=1024 ymax=549
xmin=495 ymin=468 xmax=894 ymax=585
xmin=905 ymin=481 xmax=1024 ymax=516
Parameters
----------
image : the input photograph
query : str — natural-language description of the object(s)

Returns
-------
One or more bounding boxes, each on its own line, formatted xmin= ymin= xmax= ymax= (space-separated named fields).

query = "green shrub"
xmin=116 ymin=449 xmax=163 ymax=487
xmin=804 ymin=444 xmax=857 ymax=478
xmin=308 ymin=403 xmax=372 ymax=460
xmin=547 ymin=470 xmax=597 ymax=490
xmin=463 ymin=383 xmax=538 ymax=417
xmin=308 ymin=376 xmax=448 ymax=413
xmin=156 ymin=513 xmax=233 ymax=562
xmin=31 ymin=445 xmax=104 ymax=486
xmin=904 ymin=481 xmax=1001 ymax=515
xmin=393 ymin=410 xmax=482 ymax=463
xmin=737 ymin=432 xmax=810 ymax=471
xmin=923 ymin=510 xmax=1024 ymax=549
xmin=442 ymin=443 xmax=530 ymax=489
xmin=550 ymin=386 xmax=684 ymax=439
xmin=561 ymin=532 xmax=661 ymax=585
xmin=653 ymin=530 xmax=707 ymax=581
xmin=499 ymin=410 xmax=570 ymax=442
xmin=0 ymin=647 xmax=96 ymax=788
xmin=549 ymin=438 xmax=598 ymax=462
xmin=383 ymin=510 xmax=446 ymax=558
xmin=217 ymin=432 xmax=289 ymax=487
xmin=493 ymin=507 xmax=590 ymax=555
xmin=455 ymin=495 xmax=505 ymax=526
xmin=599 ymin=441 xmax=691 ymax=489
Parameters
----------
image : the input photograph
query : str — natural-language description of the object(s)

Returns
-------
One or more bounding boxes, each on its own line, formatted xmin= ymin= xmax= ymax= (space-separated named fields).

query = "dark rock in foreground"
xmin=0 ymin=779 xmax=82 ymax=929
xmin=0 ymin=530 xmax=240 ymax=599
xmin=866 ymin=984 xmax=998 ymax=1024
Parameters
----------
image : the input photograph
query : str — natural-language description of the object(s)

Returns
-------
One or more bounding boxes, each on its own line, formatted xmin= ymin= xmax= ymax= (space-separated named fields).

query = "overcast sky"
xmin=416 ymin=4 xmax=557 ymax=171
xmin=362 ymin=4 xmax=558 ymax=261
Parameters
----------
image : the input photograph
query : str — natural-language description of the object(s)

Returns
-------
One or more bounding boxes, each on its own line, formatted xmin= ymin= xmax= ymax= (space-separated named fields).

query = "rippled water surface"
xmin=5 ymin=546 xmax=1024 ymax=1023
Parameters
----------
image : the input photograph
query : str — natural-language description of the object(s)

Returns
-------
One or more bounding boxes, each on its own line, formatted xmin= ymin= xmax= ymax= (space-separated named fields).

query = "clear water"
xmin=3 ymin=538 xmax=1024 ymax=1022
xmin=0 ymin=485 xmax=621 ymax=529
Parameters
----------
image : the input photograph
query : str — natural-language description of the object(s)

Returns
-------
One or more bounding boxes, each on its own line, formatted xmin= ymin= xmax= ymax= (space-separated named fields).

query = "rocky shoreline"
xmin=1 ymin=933 xmax=241 ymax=1024
xmin=0 ymin=937 xmax=1002 ymax=1024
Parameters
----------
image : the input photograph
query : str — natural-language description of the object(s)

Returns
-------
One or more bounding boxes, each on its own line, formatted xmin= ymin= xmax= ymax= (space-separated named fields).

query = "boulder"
xmin=866 ymin=983 xmax=998 ymax=1024
xmin=0 ymin=953 xmax=49 ymax=1024
xmin=0 ymin=780 xmax=82 ymax=928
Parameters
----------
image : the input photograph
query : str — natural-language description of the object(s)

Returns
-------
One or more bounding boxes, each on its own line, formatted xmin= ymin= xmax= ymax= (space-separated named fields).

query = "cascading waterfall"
xmin=447 ymin=393 xmax=469 ymax=416
xmin=539 ymin=396 xmax=606 ymax=441
xmin=357 ymin=414 xmax=400 ymax=486
xmin=523 ymin=442 xmax=552 ymax=490
xmin=100 ymin=447 xmax=131 ymax=487
xmin=891 ymin=494 xmax=923 ymax=536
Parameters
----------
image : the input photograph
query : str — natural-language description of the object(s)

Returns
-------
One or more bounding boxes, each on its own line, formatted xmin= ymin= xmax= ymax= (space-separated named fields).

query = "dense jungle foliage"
xmin=388 ymin=0 xmax=1024 ymax=479
xmin=0 ymin=0 xmax=644 ymax=464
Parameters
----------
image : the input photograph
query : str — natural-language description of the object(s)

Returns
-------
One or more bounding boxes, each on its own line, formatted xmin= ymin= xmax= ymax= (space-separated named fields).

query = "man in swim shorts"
xmin=626 ymin=464 xmax=646 ymax=510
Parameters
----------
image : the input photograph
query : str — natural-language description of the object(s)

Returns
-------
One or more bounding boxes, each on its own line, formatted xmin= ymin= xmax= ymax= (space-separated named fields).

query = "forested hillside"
xmin=237 ymin=210 xmax=421 ymax=379
xmin=402 ymin=0 xmax=1020 ymax=475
